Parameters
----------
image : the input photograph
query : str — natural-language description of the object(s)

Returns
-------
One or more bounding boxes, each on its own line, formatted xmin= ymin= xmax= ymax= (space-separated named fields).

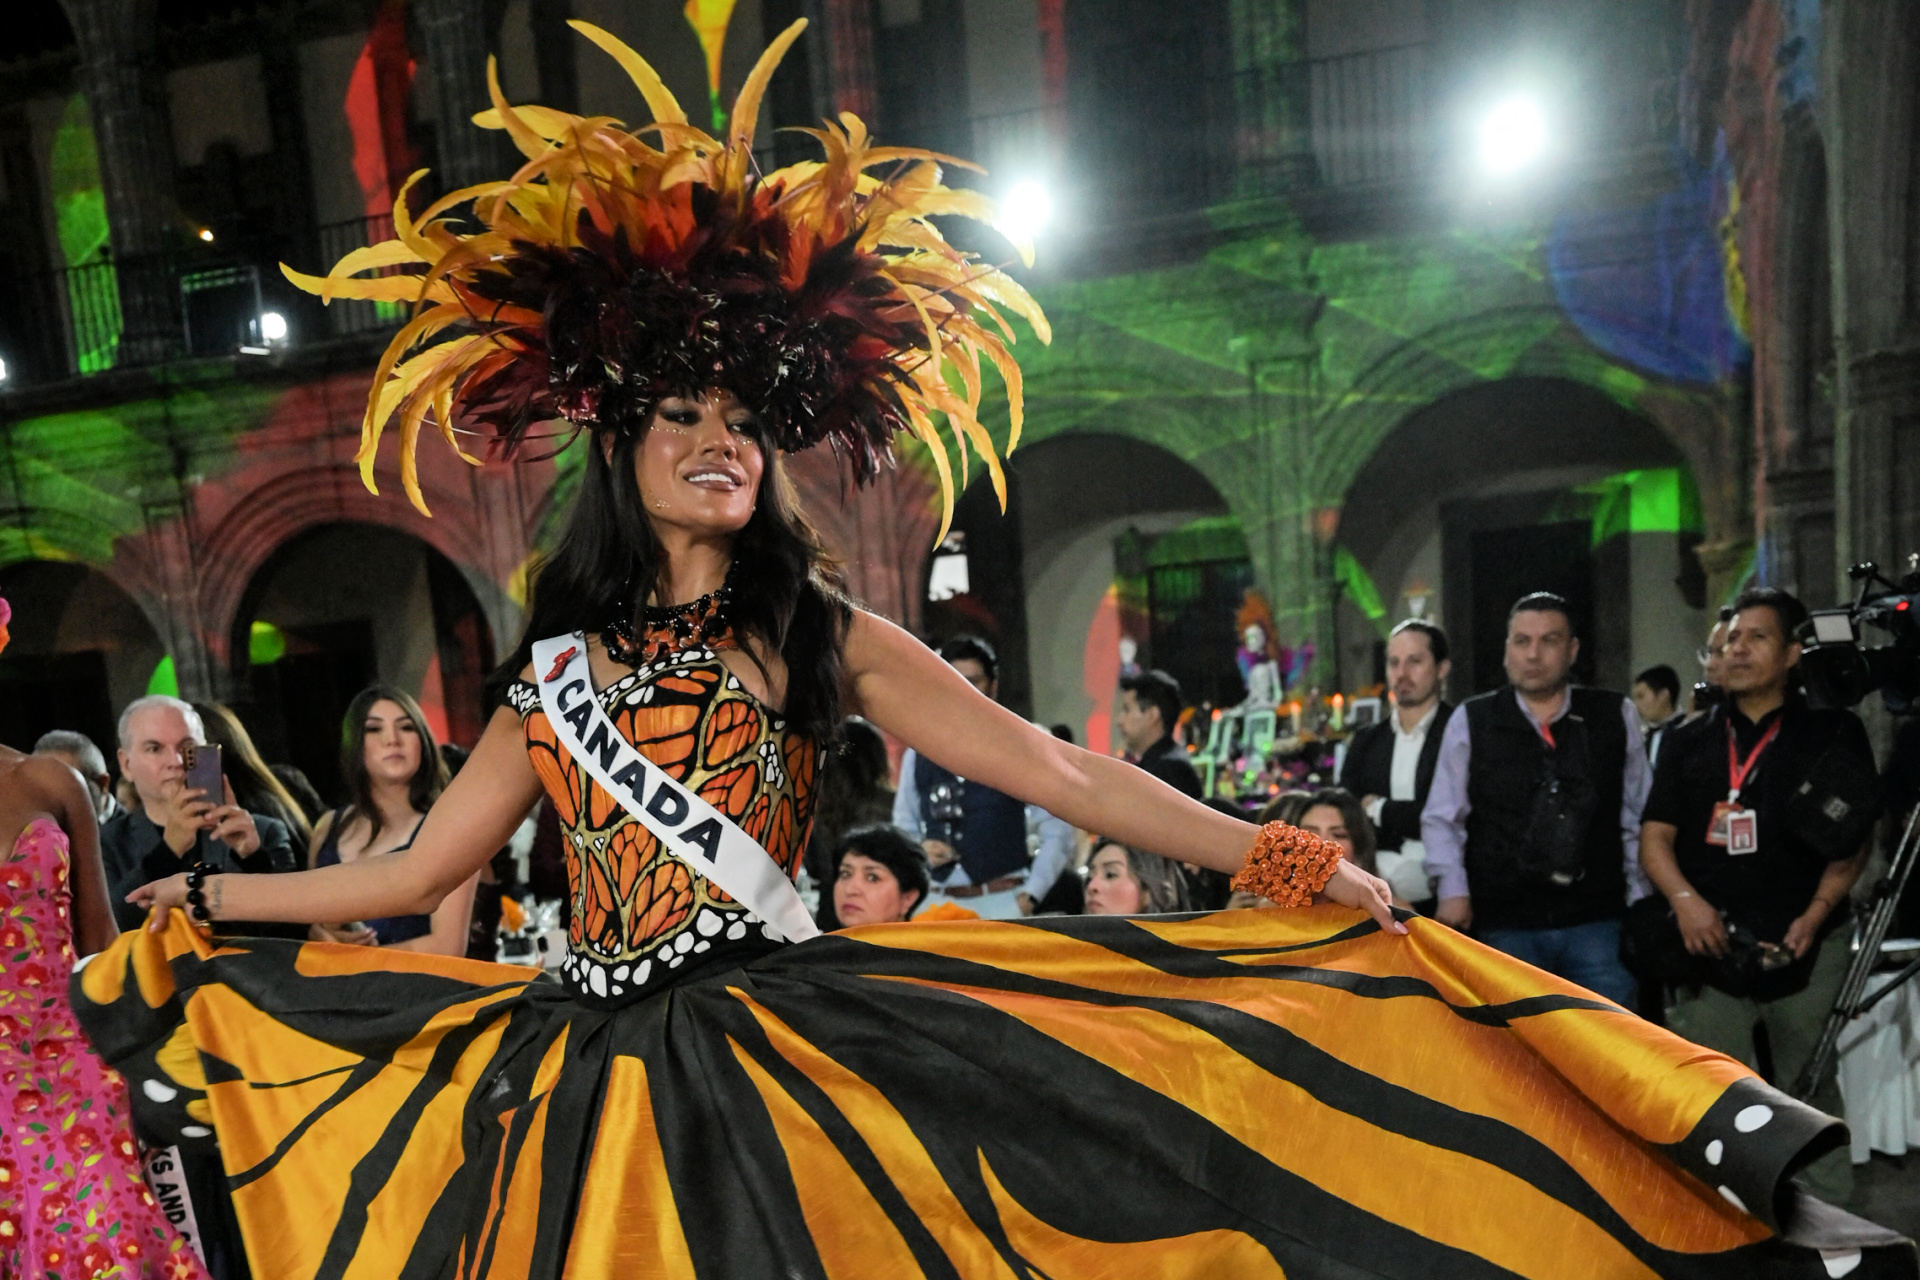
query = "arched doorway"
xmin=232 ymin=523 xmax=496 ymax=805
xmin=0 ymin=560 xmax=165 ymax=756
xmin=933 ymin=433 xmax=1238 ymax=754
xmin=1337 ymin=376 xmax=1707 ymax=697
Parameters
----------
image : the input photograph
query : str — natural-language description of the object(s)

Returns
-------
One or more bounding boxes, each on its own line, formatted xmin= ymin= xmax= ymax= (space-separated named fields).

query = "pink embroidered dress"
xmin=0 ymin=818 xmax=205 ymax=1280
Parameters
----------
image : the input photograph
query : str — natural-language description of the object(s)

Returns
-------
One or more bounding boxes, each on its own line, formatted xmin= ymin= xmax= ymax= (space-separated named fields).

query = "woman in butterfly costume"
xmin=70 ymin=20 xmax=1912 ymax=1280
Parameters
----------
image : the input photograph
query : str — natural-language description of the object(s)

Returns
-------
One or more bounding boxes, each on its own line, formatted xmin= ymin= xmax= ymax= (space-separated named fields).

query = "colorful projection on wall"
xmin=50 ymin=94 xmax=119 ymax=374
xmin=1547 ymin=149 xmax=1751 ymax=386
xmin=683 ymin=0 xmax=739 ymax=132
xmin=1550 ymin=467 xmax=1705 ymax=548
xmin=346 ymin=0 xmax=418 ymax=221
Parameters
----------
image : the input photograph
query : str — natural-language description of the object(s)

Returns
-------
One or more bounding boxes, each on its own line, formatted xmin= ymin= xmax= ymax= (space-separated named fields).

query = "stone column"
xmin=59 ymin=0 xmax=181 ymax=365
xmin=820 ymin=0 xmax=878 ymax=121
xmin=1823 ymin=0 xmax=1920 ymax=587
xmin=414 ymin=0 xmax=502 ymax=191
xmin=260 ymin=11 xmax=319 ymax=279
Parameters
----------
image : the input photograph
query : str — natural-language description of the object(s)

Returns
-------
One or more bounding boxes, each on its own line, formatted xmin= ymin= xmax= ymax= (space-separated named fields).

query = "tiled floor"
xmin=1849 ymin=1155 xmax=1920 ymax=1238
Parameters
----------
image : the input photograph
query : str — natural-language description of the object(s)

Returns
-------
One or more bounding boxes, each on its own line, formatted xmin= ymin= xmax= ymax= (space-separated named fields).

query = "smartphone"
xmin=183 ymin=742 xmax=223 ymax=801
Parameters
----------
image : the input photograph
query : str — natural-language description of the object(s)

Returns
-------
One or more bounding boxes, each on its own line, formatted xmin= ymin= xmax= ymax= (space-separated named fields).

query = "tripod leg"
xmin=1794 ymin=806 xmax=1920 ymax=1101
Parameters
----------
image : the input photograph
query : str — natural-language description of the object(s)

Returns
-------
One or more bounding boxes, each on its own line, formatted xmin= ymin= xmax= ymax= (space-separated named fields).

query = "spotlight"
xmin=0 ymin=356 xmax=9 ymax=385
xmin=198 ymin=227 xmax=215 ymax=243
xmin=259 ymin=312 xmax=288 ymax=344
xmin=997 ymin=179 xmax=1055 ymax=243
xmin=1477 ymin=95 xmax=1548 ymax=174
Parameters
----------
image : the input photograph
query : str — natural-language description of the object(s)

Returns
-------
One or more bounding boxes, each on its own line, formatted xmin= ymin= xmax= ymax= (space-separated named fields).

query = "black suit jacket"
xmin=1136 ymin=736 xmax=1202 ymax=800
xmin=1338 ymin=703 xmax=1454 ymax=850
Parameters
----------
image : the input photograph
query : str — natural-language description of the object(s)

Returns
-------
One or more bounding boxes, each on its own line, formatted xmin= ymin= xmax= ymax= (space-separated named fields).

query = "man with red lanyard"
xmin=1641 ymin=586 xmax=1881 ymax=1203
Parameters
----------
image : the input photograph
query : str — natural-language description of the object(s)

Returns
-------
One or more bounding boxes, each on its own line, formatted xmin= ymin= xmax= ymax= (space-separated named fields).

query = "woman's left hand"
xmin=127 ymin=873 xmax=190 ymax=929
xmin=1316 ymin=861 xmax=1407 ymax=935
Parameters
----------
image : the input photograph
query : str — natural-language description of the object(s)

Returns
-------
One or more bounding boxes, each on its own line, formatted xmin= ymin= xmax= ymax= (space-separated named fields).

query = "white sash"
xmin=531 ymin=633 xmax=819 ymax=943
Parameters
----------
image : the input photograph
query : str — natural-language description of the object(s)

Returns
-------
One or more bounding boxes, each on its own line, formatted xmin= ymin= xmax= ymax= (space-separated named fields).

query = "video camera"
xmin=1796 ymin=558 xmax=1920 ymax=713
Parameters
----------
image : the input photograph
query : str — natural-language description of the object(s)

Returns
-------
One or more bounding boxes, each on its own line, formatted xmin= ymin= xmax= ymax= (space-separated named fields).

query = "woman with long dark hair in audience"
xmin=305 ymin=687 xmax=473 ymax=954
xmin=0 ymin=599 xmax=210 ymax=1277
xmin=193 ymin=701 xmax=314 ymax=848
xmin=68 ymin=24 xmax=1875 ymax=1279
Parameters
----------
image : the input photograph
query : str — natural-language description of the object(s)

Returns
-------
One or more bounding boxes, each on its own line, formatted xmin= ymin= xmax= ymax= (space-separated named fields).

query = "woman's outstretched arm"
xmin=844 ymin=611 xmax=1402 ymax=932
xmin=132 ymin=707 xmax=543 ymax=931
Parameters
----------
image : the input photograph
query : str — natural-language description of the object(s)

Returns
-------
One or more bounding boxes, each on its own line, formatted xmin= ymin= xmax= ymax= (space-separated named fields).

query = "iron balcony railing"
xmin=0 ymin=44 xmax=1678 ymax=390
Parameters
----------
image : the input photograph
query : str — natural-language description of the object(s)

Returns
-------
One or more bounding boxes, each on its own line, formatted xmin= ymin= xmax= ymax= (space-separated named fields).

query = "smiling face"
xmin=362 ymin=699 xmax=423 ymax=789
xmin=631 ymin=390 xmax=767 ymax=539
xmin=1084 ymin=842 xmax=1145 ymax=916
xmin=833 ymin=853 xmax=918 ymax=926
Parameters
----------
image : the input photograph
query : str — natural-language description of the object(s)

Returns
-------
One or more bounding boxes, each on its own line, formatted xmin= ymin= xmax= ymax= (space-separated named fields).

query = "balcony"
xmin=0 ymin=43 xmax=1676 ymax=394
xmin=966 ymin=43 xmax=1676 ymax=230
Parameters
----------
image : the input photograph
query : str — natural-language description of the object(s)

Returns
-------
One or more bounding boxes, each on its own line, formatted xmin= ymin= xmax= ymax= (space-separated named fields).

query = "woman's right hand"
xmin=1316 ymin=860 xmax=1406 ymax=935
xmin=128 ymin=873 xmax=191 ymax=930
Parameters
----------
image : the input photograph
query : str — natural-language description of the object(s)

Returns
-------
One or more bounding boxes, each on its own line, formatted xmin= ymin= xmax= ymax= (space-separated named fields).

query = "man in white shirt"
xmin=1338 ymin=620 xmax=1454 ymax=911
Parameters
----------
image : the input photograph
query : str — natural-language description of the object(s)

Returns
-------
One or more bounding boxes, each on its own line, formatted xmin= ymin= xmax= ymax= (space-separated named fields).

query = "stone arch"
xmin=1333 ymin=375 xmax=1703 ymax=696
xmin=940 ymin=431 xmax=1239 ymax=750
xmin=227 ymin=519 xmax=500 ymax=798
xmin=0 ymin=558 xmax=168 ymax=754
xmin=193 ymin=465 xmax=516 ymax=677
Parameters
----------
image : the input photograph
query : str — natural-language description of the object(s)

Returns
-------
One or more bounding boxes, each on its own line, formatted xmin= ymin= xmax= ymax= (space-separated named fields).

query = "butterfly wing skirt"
xmin=70 ymin=908 xmax=1915 ymax=1279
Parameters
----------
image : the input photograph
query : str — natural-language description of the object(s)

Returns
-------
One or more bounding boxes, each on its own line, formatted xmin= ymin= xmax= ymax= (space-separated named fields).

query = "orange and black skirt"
xmin=71 ymin=909 xmax=1913 ymax=1278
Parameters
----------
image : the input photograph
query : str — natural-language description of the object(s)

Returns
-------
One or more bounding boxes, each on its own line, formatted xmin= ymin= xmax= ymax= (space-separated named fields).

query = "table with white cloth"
xmin=1836 ymin=969 xmax=1920 ymax=1163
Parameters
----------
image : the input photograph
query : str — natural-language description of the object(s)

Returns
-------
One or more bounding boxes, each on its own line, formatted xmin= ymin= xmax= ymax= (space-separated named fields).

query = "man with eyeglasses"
xmin=1685 ymin=609 xmax=1734 ymax=723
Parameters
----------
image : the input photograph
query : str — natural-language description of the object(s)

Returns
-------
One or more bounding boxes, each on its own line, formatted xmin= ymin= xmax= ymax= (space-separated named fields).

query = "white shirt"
xmin=1370 ymin=701 xmax=1440 ymax=902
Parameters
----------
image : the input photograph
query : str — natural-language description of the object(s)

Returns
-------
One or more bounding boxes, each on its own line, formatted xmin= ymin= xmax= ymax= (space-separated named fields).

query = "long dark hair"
xmin=192 ymin=701 xmax=314 ymax=847
xmin=337 ymin=685 xmax=451 ymax=843
xmin=492 ymin=415 xmax=853 ymax=743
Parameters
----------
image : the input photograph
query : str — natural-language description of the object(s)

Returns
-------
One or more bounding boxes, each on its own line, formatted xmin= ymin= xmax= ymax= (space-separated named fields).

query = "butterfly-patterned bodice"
xmin=508 ymin=642 xmax=818 ymax=1005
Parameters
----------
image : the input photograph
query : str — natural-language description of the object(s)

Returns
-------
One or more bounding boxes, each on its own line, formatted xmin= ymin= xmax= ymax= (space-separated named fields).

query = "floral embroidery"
xmin=0 ymin=820 xmax=209 ymax=1279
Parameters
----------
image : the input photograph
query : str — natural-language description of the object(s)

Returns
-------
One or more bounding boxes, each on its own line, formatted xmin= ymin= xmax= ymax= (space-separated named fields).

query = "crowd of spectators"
xmin=15 ymin=583 xmax=1913 ymax=1220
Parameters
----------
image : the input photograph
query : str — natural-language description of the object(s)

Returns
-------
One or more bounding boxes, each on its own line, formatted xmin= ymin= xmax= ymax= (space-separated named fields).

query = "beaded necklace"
xmin=603 ymin=565 xmax=737 ymax=667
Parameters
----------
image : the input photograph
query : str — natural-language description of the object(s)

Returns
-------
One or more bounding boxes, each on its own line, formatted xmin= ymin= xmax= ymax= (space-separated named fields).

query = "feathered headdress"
xmin=285 ymin=18 xmax=1049 ymax=544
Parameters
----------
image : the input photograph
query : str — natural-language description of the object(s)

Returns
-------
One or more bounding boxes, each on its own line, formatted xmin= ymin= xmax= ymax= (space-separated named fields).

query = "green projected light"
xmin=49 ymin=94 xmax=119 ymax=374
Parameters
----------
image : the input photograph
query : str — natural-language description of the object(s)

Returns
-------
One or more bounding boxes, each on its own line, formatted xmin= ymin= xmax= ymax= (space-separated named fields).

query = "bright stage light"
xmin=259 ymin=312 xmax=288 ymax=343
xmin=1477 ymin=95 xmax=1548 ymax=174
xmin=198 ymin=227 xmax=214 ymax=242
xmin=998 ymin=179 xmax=1055 ymax=242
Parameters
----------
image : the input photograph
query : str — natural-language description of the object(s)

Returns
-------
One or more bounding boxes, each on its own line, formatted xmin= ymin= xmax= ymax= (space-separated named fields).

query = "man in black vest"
xmin=1641 ymin=587 xmax=1877 ymax=1202
xmin=893 ymin=636 xmax=1072 ymax=918
xmin=1339 ymin=619 xmax=1453 ymax=912
xmin=1422 ymin=593 xmax=1650 ymax=1005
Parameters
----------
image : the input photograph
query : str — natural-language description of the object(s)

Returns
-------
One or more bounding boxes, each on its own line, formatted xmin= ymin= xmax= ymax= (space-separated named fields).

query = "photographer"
xmin=1640 ymin=587 xmax=1880 ymax=1203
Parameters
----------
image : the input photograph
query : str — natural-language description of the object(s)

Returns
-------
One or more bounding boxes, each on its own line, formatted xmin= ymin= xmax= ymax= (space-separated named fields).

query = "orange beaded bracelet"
xmin=1229 ymin=821 xmax=1346 ymax=907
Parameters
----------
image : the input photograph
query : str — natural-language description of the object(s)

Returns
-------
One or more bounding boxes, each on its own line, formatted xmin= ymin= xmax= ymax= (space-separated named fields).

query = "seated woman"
xmin=307 ymin=687 xmax=476 ymax=954
xmin=1083 ymin=837 xmax=1190 ymax=915
xmin=828 ymin=824 xmax=929 ymax=927
xmin=1231 ymin=788 xmax=1381 ymax=909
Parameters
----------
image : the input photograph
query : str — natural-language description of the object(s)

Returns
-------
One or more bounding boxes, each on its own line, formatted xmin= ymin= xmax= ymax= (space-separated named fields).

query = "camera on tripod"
xmin=1794 ymin=558 xmax=1920 ymax=714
